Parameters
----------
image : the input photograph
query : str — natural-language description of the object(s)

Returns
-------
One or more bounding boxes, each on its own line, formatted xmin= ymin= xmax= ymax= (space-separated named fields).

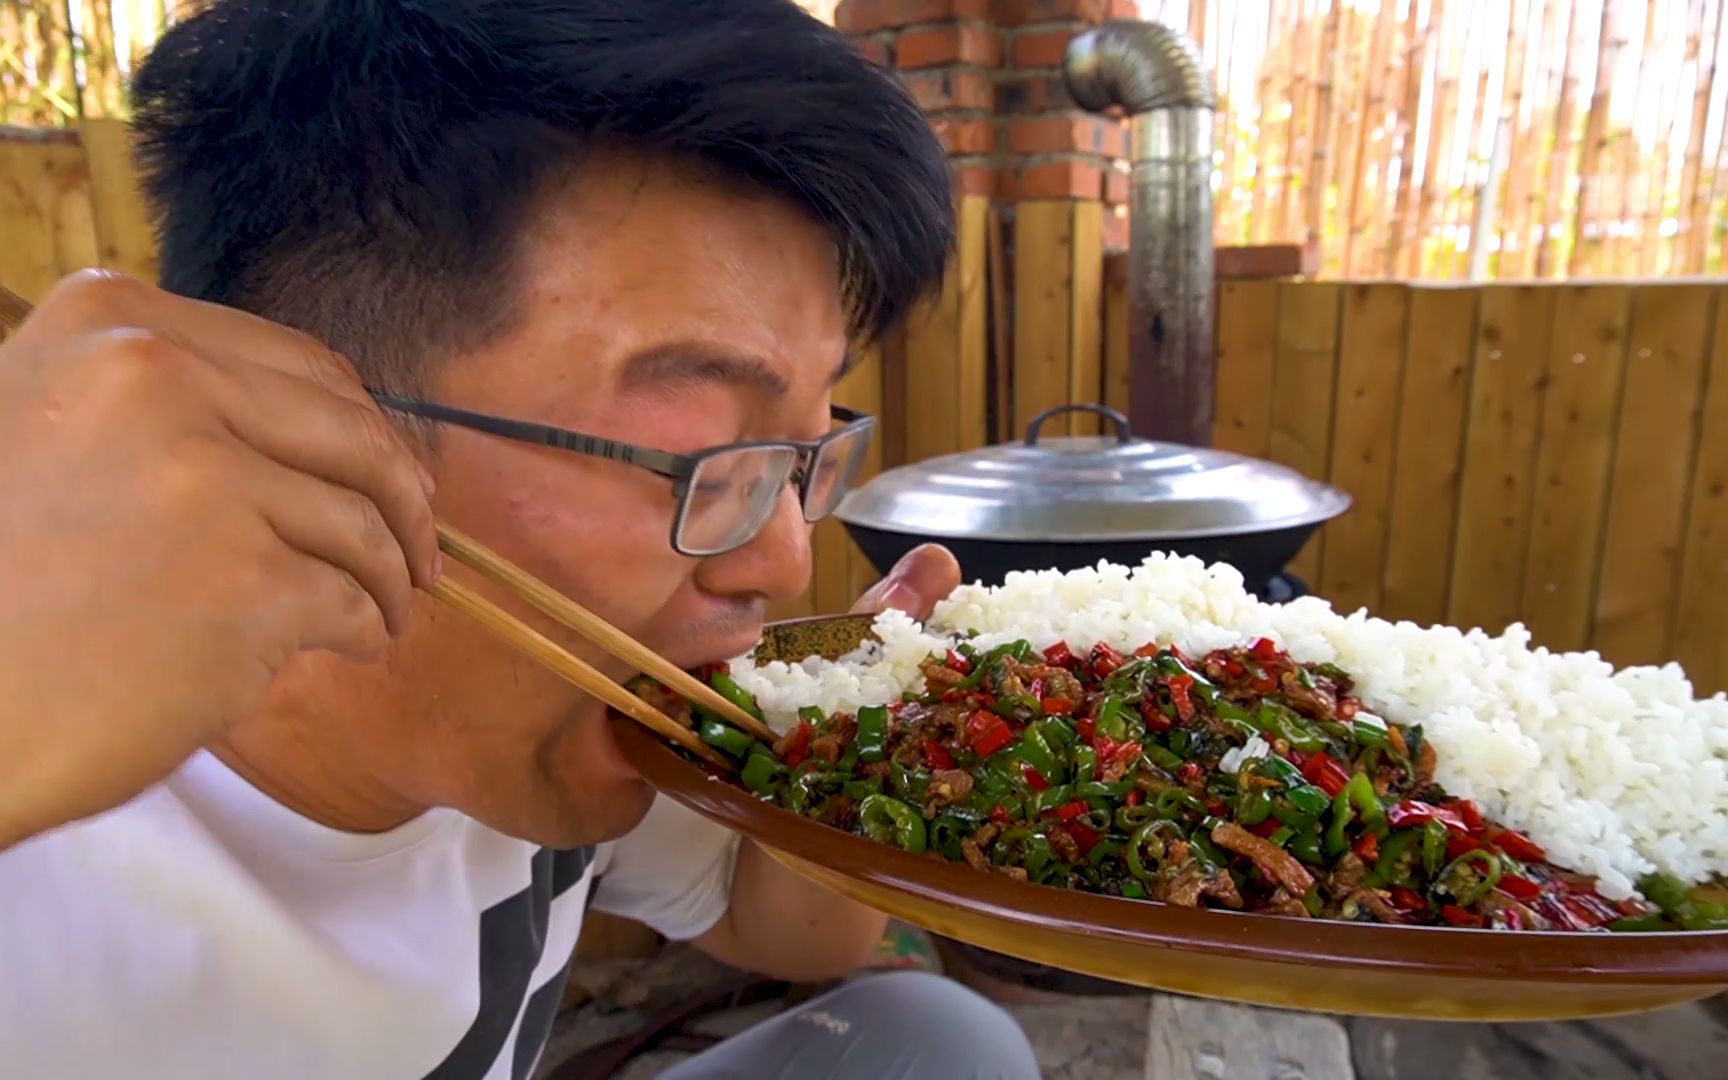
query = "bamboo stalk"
xmin=1415 ymin=1 xmax=1461 ymax=278
xmin=1386 ymin=0 xmax=1433 ymax=276
xmin=1567 ymin=0 xmax=1626 ymax=276
xmin=1613 ymin=1 xmax=1660 ymax=276
xmin=1640 ymin=1 xmax=1685 ymax=275
xmin=1681 ymin=0 xmax=1724 ymax=272
xmin=1445 ymin=0 xmax=1497 ymax=279
xmin=1535 ymin=0 xmax=1587 ymax=277
xmin=1247 ymin=0 xmax=1285 ymax=244
xmin=1494 ymin=0 xmax=1538 ymax=276
xmin=1277 ymin=0 xmax=1316 ymax=241
xmin=1304 ymin=0 xmax=1344 ymax=254
xmin=1215 ymin=0 xmax=1240 ymax=244
xmin=1343 ymin=0 xmax=1398 ymax=276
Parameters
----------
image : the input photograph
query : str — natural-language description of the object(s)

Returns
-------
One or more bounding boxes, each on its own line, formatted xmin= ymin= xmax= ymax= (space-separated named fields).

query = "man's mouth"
xmin=661 ymin=632 xmax=765 ymax=671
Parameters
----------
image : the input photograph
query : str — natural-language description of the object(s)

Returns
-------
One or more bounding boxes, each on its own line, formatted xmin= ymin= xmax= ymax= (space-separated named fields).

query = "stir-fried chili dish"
xmin=633 ymin=639 xmax=1728 ymax=932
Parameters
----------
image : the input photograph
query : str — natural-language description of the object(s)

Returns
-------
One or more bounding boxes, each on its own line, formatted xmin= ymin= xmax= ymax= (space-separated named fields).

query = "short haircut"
xmin=129 ymin=0 xmax=955 ymax=391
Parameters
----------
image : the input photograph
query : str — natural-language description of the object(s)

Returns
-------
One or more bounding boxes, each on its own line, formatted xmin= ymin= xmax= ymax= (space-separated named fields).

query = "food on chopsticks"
xmin=636 ymin=554 xmax=1728 ymax=930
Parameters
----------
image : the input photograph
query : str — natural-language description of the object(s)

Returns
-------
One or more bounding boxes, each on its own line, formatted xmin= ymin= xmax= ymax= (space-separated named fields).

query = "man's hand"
xmin=0 ymin=271 xmax=439 ymax=851
xmin=696 ymin=543 xmax=962 ymax=981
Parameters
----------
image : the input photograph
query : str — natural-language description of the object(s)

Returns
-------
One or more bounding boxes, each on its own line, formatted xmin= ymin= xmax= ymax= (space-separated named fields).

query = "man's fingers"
xmin=39 ymin=270 xmax=376 ymax=408
xmin=849 ymin=544 xmax=962 ymax=620
xmin=246 ymin=455 xmax=419 ymax=641
xmin=178 ymin=343 xmax=440 ymax=589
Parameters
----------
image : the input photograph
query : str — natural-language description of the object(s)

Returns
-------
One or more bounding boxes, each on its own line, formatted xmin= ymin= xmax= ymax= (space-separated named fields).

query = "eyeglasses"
xmin=371 ymin=392 xmax=876 ymax=558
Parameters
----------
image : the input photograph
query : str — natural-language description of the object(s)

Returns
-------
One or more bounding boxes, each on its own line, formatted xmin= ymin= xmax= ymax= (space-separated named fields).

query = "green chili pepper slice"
xmin=1095 ymin=697 xmax=1130 ymax=742
xmin=1284 ymin=782 xmax=1332 ymax=817
xmin=739 ymin=752 xmax=781 ymax=796
xmin=1126 ymin=820 xmax=1181 ymax=880
xmin=1438 ymin=848 xmax=1502 ymax=907
xmin=708 ymin=672 xmax=764 ymax=721
xmin=1120 ymin=880 xmax=1148 ymax=900
xmin=1420 ymin=820 xmax=1448 ymax=877
xmin=929 ymin=810 xmax=980 ymax=860
xmin=1373 ymin=829 xmax=1423 ymax=887
xmin=698 ymin=719 xmax=756 ymax=760
xmin=1235 ymin=786 xmax=1273 ymax=827
xmin=1288 ymin=829 xmax=1323 ymax=865
xmin=854 ymin=705 xmax=890 ymax=764
xmin=1114 ymin=804 xmax=1161 ymax=831
xmin=1325 ymin=771 xmax=1385 ymax=855
xmin=797 ymin=705 xmax=825 ymax=726
xmin=858 ymin=795 xmax=928 ymax=854
xmin=1155 ymin=788 xmax=1204 ymax=821
xmin=1144 ymin=744 xmax=1184 ymax=773
xmin=1014 ymin=728 xmax=1063 ymax=783
xmin=1607 ymin=914 xmax=1668 ymax=933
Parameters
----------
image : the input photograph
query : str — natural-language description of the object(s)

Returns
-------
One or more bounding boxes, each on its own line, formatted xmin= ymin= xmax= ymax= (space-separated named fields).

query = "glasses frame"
xmin=370 ymin=391 xmax=877 ymax=557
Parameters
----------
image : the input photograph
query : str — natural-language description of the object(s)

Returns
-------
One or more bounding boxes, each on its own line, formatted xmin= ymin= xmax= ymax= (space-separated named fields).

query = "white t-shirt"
xmin=0 ymin=750 xmax=741 ymax=1079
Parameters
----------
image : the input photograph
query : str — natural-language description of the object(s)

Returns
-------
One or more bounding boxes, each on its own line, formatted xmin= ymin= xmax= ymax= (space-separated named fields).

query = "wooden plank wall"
xmin=7 ymin=122 xmax=1728 ymax=695
xmin=1213 ymin=278 xmax=1728 ymax=695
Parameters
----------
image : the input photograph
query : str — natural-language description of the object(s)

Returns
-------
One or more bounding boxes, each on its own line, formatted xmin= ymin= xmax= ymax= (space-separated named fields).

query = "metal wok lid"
xmin=834 ymin=404 xmax=1351 ymax=544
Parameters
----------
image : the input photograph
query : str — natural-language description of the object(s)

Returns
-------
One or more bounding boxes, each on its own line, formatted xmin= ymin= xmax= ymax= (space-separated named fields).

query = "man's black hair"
xmin=128 ymin=0 xmax=954 ymax=390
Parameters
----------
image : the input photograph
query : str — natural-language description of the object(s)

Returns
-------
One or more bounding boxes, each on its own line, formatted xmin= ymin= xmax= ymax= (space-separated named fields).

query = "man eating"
xmin=0 ymin=1 xmax=1040 ymax=1076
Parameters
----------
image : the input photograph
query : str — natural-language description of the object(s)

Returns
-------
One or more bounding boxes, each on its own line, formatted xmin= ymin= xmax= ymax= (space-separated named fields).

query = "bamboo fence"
xmin=5 ymin=1 xmax=1727 ymax=280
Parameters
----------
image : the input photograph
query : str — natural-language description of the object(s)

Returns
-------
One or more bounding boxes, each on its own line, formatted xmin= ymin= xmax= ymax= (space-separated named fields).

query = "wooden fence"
xmin=6 ymin=122 xmax=1728 ymax=694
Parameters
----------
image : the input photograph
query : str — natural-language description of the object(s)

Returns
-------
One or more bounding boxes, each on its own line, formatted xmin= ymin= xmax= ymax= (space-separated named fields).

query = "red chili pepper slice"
xmin=1165 ymin=673 xmax=1196 ymax=722
xmin=1445 ymin=831 xmax=1482 ymax=861
xmin=989 ymin=804 xmax=1011 ymax=824
xmin=922 ymin=739 xmax=956 ymax=769
xmin=1075 ymin=715 xmax=1096 ymax=742
xmin=1352 ymin=833 xmax=1380 ymax=862
xmin=1250 ymin=637 xmax=1281 ymax=662
xmin=1301 ymin=752 xmax=1351 ymax=798
xmin=945 ymin=649 xmax=973 ymax=675
xmin=1176 ymin=761 xmax=1204 ymax=786
xmin=974 ymin=718 xmax=1009 ymax=753
xmin=779 ymin=721 xmax=812 ymax=767
xmin=1490 ymin=828 xmax=1547 ymax=863
xmin=1050 ymin=800 xmax=1088 ymax=822
xmin=1109 ymin=741 xmax=1143 ymax=768
xmin=941 ymin=688 xmax=966 ymax=703
xmin=1094 ymin=736 xmax=1118 ymax=761
xmin=1560 ymin=892 xmax=1619 ymax=928
xmin=1389 ymin=886 xmax=1428 ymax=912
xmin=1125 ymin=789 xmax=1144 ymax=807
xmin=1440 ymin=904 xmax=1483 ymax=928
xmin=1133 ymin=643 xmax=1162 ymax=658
xmin=1386 ymin=800 xmax=1469 ymax=833
xmin=1137 ymin=698 xmax=1173 ymax=733
xmin=1222 ymin=658 xmax=1247 ymax=678
xmin=1447 ymin=798 xmax=1485 ymax=834
xmin=1497 ymin=875 xmax=1543 ymax=901
xmin=1090 ymin=643 xmax=1126 ymax=677
xmin=1042 ymin=641 xmax=1075 ymax=668
xmin=1041 ymin=696 xmax=1074 ymax=715
xmin=1250 ymin=818 xmax=1282 ymax=838
xmin=1065 ymin=822 xmax=1102 ymax=856
xmin=1022 ymin=765 xmax=1051 ymax=791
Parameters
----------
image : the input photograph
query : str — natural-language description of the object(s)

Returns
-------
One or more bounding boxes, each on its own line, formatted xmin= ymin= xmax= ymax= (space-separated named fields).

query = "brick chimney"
xmin=836 ymin=0 xmax=1138 ymax=245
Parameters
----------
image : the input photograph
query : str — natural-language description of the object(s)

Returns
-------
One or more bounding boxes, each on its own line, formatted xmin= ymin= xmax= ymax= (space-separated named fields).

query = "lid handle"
xmin=1025 ymin=404 xmax=1134 ymax=446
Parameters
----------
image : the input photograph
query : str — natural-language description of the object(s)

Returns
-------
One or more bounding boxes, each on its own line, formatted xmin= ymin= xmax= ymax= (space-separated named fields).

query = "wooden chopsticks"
xmin=0 ymin=283 xmax=772 ymax=771
xmin=434 ymin=523 xmax=779 ymax=744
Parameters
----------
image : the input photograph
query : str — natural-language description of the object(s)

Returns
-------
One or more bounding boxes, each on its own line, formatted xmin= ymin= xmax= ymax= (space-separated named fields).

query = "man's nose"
xmin=695 ymin=484 xmax=814 ymax=603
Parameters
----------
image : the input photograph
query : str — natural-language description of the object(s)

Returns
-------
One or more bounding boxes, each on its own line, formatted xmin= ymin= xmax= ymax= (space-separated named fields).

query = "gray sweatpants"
xmin=657 ymin=971 xmax=1041 ymax=1080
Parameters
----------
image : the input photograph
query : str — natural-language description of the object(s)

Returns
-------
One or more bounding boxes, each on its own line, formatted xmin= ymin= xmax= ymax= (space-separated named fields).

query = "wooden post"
xmin=1011 ymin=199 xmax=1105 ymax=437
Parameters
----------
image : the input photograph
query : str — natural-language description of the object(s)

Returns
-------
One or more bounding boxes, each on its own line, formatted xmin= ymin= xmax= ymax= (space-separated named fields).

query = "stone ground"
xmin=534 ymin=941 xmax=1728 ymax=1080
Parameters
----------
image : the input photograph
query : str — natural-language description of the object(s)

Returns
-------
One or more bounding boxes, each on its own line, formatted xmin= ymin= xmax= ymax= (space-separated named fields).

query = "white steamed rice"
xmin=728 ymin=553 xmax=1728 ymax=901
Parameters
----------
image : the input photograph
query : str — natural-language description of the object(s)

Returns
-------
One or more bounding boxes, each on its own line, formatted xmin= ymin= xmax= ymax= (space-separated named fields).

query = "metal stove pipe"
xmin=1062 ymin=20 xmax=1217 ymax=447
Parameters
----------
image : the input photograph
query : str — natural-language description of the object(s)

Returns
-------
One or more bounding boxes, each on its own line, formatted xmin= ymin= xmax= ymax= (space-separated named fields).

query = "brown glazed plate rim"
xmin=613 ymin=614 xmax=1728 ymax=985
